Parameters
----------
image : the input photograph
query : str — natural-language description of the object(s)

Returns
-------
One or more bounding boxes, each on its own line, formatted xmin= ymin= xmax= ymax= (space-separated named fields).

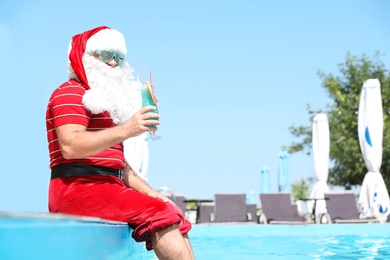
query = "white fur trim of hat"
xmin=85 ymin=28 xmax=127 ymax=55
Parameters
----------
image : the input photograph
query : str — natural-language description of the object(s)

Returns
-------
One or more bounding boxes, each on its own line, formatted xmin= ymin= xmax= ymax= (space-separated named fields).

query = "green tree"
xmin=285 ymin=52 xmax=390 ymax=190
xmin=291 ymin=178 xmax=312 ymax=202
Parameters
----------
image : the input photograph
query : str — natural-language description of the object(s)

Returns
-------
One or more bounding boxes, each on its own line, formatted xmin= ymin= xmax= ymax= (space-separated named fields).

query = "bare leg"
xmin=152 ymin=224 xmax=194 ymax=260
xmin=183 ymin=234 xmax=195 ymax=259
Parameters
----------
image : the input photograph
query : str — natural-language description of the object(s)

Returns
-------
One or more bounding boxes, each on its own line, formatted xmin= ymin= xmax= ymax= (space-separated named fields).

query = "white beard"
xmin=80 ymin=55 xmax=142 ymax=124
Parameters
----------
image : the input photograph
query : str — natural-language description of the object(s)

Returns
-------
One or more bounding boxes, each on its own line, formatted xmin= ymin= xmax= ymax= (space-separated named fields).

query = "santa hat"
xmin=68 ymin=26 xmax=127 ymax=90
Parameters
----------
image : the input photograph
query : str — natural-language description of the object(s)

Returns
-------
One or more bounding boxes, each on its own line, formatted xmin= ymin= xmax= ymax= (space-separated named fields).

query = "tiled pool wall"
xmin=0 ymin=212 xmax=138 ymax=259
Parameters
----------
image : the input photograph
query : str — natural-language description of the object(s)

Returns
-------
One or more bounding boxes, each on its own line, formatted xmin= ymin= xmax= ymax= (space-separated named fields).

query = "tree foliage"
xmin=285 ymin=52 xmax=390 ymax=190
xmin=291 ymin=178 xmax=312 ymax=202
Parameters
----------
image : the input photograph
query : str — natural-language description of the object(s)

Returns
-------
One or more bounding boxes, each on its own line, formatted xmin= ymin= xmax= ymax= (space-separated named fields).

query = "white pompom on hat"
xmin=85 ymin=28 xmax=127 ymax=55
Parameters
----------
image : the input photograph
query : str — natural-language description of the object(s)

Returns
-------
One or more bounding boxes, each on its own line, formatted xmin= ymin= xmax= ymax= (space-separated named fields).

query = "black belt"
xmin=51 ymin=163 xmax=123 ymax=180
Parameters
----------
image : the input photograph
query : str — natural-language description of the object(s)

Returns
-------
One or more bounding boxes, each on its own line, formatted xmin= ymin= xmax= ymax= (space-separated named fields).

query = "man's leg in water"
xmin=152 ymin=224 xmax=194 ymax=260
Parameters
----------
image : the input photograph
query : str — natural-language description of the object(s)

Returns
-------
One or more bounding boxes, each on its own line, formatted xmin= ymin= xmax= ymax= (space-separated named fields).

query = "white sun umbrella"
xmin=123 ymin=80 xmax=150 ymax=182
xmin=358 ymin=79 xmax=390 ymax=222
xmin=308 ymin=113 xmax=330 ymax=220
xmin=123 ymin=134 xmax=149 ymax=181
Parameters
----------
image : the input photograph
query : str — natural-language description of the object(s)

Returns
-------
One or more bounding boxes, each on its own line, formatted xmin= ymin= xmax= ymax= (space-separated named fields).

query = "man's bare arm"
xmin=56 ymin=106 xmax=159 ymax=159
xmin=123 ymin=163 xmax=170 ymax=203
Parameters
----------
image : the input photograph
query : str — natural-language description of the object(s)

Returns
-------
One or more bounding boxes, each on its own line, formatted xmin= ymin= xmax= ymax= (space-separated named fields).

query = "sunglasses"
xmin=93 ymin=50 xmax=125 ymax=66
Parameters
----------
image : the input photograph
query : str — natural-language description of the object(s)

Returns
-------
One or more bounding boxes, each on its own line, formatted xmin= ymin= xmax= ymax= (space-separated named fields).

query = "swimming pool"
xmin=132 ymin=223 xmax=390 ymax=259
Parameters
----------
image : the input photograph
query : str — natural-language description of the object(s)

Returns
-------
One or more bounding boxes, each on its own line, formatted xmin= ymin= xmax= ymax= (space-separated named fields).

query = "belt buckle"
xmin=118 ymin=169 xmax=123 ymax=180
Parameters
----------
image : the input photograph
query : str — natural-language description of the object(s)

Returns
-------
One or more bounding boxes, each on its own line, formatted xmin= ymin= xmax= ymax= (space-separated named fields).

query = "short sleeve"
xmin=50 ymin=84 xmax=91 ymax=127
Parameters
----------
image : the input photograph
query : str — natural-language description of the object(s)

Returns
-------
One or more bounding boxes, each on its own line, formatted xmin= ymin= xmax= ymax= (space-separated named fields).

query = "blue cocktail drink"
xmin=142 ymin=72 xmax=161 ymax=141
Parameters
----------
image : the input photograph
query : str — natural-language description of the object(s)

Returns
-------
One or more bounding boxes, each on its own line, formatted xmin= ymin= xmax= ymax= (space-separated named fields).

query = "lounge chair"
xmin=198 ymin=203 xmax=214 ymax=224
xmin=320 ymin=192 xmax=378 ymax=224
xmin=173 ymin=195 xmax=187 ymax=215
xmin=246 ymin=204 xmax=258 ymax=222
xmin=211 ymin=193 xmax=252 ymax=223
xmin=259 ymin=193 xmax=307 ymax=224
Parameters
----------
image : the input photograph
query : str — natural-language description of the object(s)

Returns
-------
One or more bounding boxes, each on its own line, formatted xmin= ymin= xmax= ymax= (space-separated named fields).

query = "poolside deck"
xmin=0 ymin=211 xmax=137 ymax=259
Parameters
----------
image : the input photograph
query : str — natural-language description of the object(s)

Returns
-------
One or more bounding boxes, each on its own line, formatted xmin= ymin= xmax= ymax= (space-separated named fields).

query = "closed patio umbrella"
xmin=260 ymin=167 xmax=270 ymax=194
xmin=278 ymin=152 xmax=290 ymax=192
xmin=308 ymin=113 xmax=330 ymax=219
xmin=358 ymin=79 xmax=390 ymax=222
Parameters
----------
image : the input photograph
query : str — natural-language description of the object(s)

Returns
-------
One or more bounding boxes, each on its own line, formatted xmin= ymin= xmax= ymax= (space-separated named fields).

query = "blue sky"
xmin=1 ymin=1 xmax=389 ymax=212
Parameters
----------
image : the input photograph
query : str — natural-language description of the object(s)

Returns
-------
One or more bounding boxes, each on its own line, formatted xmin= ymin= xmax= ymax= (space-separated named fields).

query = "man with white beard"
xmin=46 ymin=26 xmax=194 ymax=260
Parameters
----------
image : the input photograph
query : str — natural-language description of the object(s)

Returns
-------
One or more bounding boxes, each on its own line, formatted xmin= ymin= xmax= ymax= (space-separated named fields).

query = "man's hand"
xmin=147 ymin=190 xmax=173 ymax=203
xmin=122 ymin=106 xmax=160 ymax=136
xmin=123 ymin=163 xmax=172 ymax=204
xmin=56 ymin=106 xmax=161 ymax=159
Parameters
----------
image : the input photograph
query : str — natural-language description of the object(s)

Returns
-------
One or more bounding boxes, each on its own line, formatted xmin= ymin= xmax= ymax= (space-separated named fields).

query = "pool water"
xmin=132 ymin=223 xmax=390 ymax=259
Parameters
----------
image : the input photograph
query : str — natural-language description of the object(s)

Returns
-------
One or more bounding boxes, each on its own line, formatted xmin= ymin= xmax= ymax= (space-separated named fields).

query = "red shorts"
xmin=48 ymin=175 xmax=192 ymax=250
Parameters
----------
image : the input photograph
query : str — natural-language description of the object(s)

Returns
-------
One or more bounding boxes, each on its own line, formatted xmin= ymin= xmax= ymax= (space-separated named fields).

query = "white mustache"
xmin=82 ymin=55 xmax=141 ymax=124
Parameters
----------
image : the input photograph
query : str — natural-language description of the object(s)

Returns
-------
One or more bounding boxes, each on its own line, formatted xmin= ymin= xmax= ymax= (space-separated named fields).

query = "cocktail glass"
xmin=141 ymin=71 xmax=161 ymax=141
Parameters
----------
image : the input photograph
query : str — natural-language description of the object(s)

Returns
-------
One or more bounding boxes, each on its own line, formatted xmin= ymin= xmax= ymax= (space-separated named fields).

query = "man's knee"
xmin=153 ymin=223 xmax=179 ymax=241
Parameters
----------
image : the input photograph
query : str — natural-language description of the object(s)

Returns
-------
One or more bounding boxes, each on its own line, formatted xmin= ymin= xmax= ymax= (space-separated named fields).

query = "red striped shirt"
xmin=46 ymin=80 xmax=125 ymax=169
